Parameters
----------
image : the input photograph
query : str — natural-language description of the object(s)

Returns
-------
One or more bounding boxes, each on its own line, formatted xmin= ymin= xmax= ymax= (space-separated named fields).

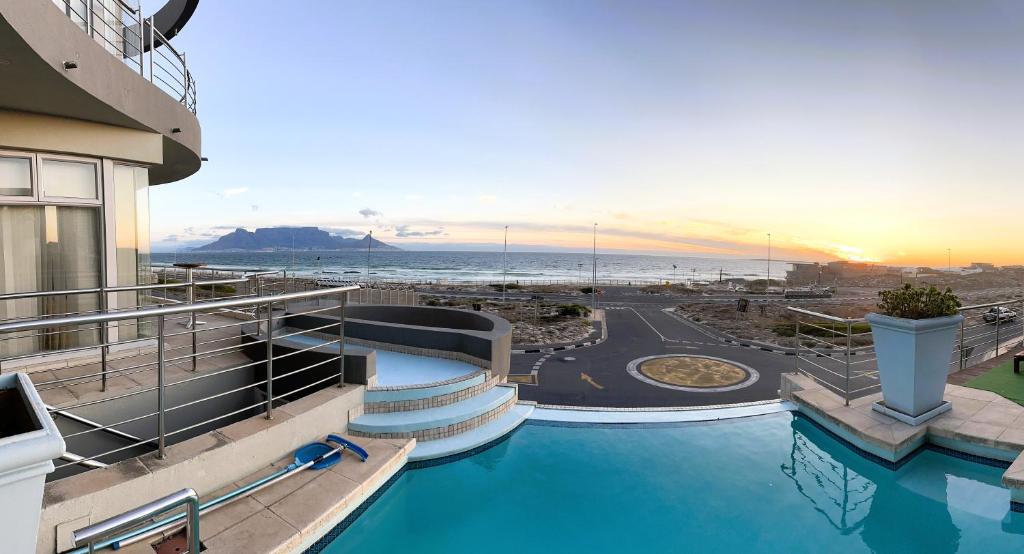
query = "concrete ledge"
xmin=781 ymin=373 xmax=1024 ymax=509
xmin=201 ymin=436 xmax=414 ymax=554
xmin=37 ymin=384 xmax=365 ymax=553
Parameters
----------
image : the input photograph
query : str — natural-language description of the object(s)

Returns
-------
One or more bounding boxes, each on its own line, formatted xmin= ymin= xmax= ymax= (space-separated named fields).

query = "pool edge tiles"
xmin=529 ymin=398 xmax=796 ymax=424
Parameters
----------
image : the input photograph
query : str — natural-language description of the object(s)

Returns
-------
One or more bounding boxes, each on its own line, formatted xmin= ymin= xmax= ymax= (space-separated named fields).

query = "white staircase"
xmin=350 ymin=372 xmax=533 ymax=461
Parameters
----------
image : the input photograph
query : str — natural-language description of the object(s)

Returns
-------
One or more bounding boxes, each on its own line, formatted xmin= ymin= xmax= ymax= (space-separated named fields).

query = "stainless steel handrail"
xmin=0 ymin=286 xmax=358 ymax=333
xmin=51 ymin=0 xmax=197 ymax=113
xmin=0 ymin=278 xmax=248 ymax=301
xmin=73 ymin=488 xmax=200 ymax=553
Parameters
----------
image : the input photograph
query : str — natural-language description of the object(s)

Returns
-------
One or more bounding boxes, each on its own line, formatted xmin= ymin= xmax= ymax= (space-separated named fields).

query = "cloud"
xmin=219 ymin=187 xmax=249 ymax=198
xmin=477 ymin=195 xmax=498 ymax=205
xmin=394 ymin=224 xmax=447 ymax=238
xmin=324 ymin=227 xmax=365 ymax=238
xmin=359 ymin=208 xmax=382 ymax=218
xmin=351 ymin=191 xmax=363 ymax=198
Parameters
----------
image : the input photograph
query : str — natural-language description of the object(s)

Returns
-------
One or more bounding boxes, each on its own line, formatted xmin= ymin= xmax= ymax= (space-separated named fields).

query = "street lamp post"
xmin=766 ymin=232 xmax=772 ymax=292
xmin=672 ymin=264 xmax=677 ymax=284
xmin=366 ymin=230 xmax=372 ymax=282
xmin=502 ymin=225 xmax=508 ymax=302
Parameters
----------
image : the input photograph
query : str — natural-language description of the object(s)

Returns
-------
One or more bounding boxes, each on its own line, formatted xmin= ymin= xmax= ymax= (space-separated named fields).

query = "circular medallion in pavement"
xmin=626 ymin=355 xmax=759 ymax=393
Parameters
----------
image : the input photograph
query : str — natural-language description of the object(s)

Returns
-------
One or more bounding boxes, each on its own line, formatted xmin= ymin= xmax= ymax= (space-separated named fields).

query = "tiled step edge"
xmin=365 ymin=372 xmax=497 ymax=413
xmin=351 ymin=385 xmax=518 ymax=442
xmin=409 ymin=402 xmax=535 ymax=462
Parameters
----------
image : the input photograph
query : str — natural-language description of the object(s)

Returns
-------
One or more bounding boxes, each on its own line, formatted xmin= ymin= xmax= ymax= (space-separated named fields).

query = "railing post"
xmin=845 ymin=320 xmax=852 ymax=406
xmin=187 ymin=267 xmax=197 ymax=372
xmin=338 ymin=290 xmax=346 ymax=388
xmin=996 ymin=308 xmax=1001 ymax=357
xmin=87 ymin=0 xmax=94 ymax=37
xmin=186 ymin=491 xmax=200 ymax=554
xmin=959 ymin=317 xmax=966 ymax=370
xmin=265 ymin=300 xmax=274 ymax=420
xmin=100 ymin=286 xmax=108 ymax=392
xmin=138 ymin=2 xmax=145 ymax=76
xmin=148 ymin=16 xmax=154 ymax=82
xmin=157 ymin=314 xmax=166 ymax=459
xmin=794 ymin=320 xmax=801 ymax=374
xmin=181 ymin=51 xmax=188 ymax=106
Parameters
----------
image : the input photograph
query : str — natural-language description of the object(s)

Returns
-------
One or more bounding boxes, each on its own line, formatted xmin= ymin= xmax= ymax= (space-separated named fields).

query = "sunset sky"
xmin=151 ymin=1 xmax=1024 ymax=267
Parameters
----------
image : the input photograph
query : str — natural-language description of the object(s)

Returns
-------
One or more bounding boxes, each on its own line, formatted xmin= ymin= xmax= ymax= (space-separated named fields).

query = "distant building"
xmin=786 ymin=263 xmax=824 ymax=285
xmin=825 ymin=261 xmax=890 ymax=279
xmin=968 ymin=262 xmax=997 ymax=272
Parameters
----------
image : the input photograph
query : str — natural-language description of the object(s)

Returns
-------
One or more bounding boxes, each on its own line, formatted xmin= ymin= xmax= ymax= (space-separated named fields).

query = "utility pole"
xmin=366 ymin=230 xmax=372 ymax=282
xmin=502 ymin=225 xmax=509 ymax=302
xmin=592 ymin=223 xmax=598 ymax=310
xmin=766 ymin=232 xmax=772 ymax=291
xmin=947 ymin=248 xmax=951 ymax=272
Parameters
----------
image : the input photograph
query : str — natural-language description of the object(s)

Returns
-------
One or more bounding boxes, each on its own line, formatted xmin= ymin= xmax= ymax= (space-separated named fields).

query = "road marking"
xmin=629 ymin=307 xmax=669 ymax=342
xmin=580 ymin=372 xmax=604 ymax=389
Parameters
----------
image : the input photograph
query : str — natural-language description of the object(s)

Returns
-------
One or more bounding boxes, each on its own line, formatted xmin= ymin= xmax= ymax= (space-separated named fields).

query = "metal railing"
xmin=73 ymin=488 xmax=200 ymax=554
xmin=52 ymin=0 xmax=197 ymax=112
xmin=955 ymin=298 xmax=1024 ymax=369
xmin=787 ymin=307 xmax=878 ymax=405
xmin=0 ymin=284 xmax=357 ymax=474
xmin=0 ymin=272 xmax=258 ymax=384
xmin=788 ymin=297 xmax=1024 ymax=405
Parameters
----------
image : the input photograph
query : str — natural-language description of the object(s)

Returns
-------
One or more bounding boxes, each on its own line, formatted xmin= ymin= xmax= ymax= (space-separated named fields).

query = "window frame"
xmin=37 ymin=154 xmax=103 ymax=205
xmin=0 ymin=149 xmax=38 ymax=203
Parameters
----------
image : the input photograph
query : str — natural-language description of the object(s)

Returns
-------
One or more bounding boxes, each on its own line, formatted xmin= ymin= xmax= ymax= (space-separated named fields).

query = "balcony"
xmin=50 ymin=0 xmax=197 ymax=113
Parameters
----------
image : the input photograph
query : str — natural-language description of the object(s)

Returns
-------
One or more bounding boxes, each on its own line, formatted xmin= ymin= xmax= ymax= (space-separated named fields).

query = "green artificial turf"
xmin=964 ymin=361 xmax=1024 ymax=406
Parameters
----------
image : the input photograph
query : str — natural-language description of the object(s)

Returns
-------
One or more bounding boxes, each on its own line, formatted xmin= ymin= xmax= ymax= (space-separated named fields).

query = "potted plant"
xmin=866 ymin=284 xmax=962 ymax=424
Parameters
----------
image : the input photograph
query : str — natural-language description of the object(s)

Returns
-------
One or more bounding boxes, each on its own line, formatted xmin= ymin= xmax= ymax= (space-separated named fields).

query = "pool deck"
xmin=119 ymin=435 xmax=413 ymax=554
xmin=781 ymin=373 xmax=1024 ymax=509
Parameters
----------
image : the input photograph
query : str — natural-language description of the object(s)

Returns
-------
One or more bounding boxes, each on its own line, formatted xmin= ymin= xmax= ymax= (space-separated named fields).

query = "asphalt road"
xmin=512 ymin=305 xmax=793 ymax=408
xmin=496 ymin=286 xmax=1023 ymax=408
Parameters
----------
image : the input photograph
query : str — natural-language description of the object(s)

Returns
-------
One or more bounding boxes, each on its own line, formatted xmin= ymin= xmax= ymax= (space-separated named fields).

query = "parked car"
xmin=982 ymin=306 xmax=1017 ymax=323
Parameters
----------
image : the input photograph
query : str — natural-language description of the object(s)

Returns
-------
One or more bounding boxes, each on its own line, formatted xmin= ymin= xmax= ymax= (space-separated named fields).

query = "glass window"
xmin=114 ymin=165 xmax=153 ymax=339
xmin=0 ymin=156 xmax=32 ymax=197
xmin=0 ymin=205 xmax=100 ymax=356
xmin=40 ymin=158 xmax=98 ymax=200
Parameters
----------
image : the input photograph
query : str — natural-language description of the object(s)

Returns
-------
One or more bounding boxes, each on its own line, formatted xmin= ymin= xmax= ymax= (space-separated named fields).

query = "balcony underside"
xmin=0 ymin=0 xmax=201 ymax=184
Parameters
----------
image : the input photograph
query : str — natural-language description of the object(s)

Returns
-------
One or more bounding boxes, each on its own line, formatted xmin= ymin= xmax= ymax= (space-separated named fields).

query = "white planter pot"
xmin=0 ymin=373 xmax=66 ymax=554
xmin=866 ymin=313 xmax=963 ymax=418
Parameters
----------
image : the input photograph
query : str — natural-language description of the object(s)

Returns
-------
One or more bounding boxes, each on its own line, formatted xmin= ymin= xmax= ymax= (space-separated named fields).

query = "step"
xmin=409 ymin=402 xmax=535 ymax=462
xmin=349 ymin=385 xmax=516 ymax=435
xmin=364 ymin=371 xmax=487 ymax=404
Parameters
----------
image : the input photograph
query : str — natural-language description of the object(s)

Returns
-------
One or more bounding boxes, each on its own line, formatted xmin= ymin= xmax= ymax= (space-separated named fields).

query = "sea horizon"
xmin=152 ymin=250 xmax=798 ymax=283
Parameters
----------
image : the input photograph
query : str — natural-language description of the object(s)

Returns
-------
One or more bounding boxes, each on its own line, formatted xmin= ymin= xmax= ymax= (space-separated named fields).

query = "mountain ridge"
xmin=194 ymin=227 xmax=399 ymax=252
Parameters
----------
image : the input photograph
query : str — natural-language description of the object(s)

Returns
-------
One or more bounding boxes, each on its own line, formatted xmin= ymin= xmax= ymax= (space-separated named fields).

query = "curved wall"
xmin=324 ymin=305 xmax=510 ymax=377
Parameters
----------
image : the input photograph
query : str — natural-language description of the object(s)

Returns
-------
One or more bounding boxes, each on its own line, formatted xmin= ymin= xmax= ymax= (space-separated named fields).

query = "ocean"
xmin=152 ymin=251 xmax=793 ymax=284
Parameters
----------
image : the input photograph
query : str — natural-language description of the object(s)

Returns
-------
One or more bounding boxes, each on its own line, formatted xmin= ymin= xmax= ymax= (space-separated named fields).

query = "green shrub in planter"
xmin=876 ymin=284 xmax=961 ymax=320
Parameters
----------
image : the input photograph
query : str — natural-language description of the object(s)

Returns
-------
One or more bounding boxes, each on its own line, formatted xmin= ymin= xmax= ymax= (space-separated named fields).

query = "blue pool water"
xmin=323 ymin=413 xmax=1024 ymax=553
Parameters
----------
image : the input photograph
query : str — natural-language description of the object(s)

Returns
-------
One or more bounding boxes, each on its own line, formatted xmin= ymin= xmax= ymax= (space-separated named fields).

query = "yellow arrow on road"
xmin=580 ymin=372 xmax=604 ymax=390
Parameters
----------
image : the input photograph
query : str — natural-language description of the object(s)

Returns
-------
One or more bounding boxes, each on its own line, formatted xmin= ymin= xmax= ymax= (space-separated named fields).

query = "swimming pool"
xmin=319 ymin=412 xmax=1024 ymax=553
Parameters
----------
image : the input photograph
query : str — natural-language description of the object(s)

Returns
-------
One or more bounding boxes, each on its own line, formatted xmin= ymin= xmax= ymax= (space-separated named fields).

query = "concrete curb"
xmin=512 ymin=311 xmax=608 ymax=355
